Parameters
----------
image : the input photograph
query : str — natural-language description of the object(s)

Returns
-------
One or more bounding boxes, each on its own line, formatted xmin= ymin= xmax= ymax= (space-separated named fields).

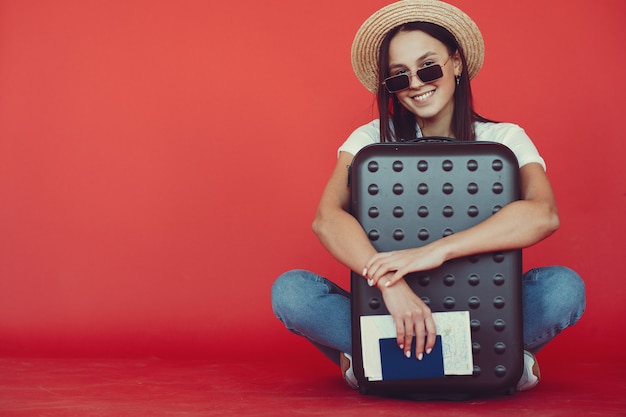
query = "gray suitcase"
xmin=349 ymin=139 xmax=523 ymax=398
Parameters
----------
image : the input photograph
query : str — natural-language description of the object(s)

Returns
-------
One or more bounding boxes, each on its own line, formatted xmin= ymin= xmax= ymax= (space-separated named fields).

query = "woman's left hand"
xmin=363 ymin=242 xmax=448 ymax=288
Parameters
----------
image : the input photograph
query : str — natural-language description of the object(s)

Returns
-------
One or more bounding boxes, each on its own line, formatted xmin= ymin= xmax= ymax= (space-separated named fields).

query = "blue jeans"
xmin=271 ymin=266 xmax=585 ymax=366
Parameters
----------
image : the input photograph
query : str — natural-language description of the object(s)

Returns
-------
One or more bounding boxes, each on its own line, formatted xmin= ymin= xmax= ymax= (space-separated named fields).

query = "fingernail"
xmin=362 ymin=268 xmax=368 ymax=277
xmin=384 ymin=281 xmax=391 ymax=287
xmin=405 ymin=351 xmax=411 ymax=359
xmin=418 ymin=353 xmax=423 ymax=361
xmin=426 ymin=348 xmax=432 ymax=355
xmin=367 ymin=279 xmax=374 ymax=287
xmin=399 ymin=344 xmax=404 ymax=350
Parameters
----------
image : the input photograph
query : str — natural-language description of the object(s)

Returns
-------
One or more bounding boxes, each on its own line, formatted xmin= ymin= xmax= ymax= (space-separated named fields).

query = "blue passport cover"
xmin=379 ymin=335 xmax=445 ymax=380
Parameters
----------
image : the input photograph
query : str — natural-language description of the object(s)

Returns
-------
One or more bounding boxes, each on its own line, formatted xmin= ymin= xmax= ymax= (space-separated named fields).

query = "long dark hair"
xmin=377 ymin=22 xmax=492 ymax=142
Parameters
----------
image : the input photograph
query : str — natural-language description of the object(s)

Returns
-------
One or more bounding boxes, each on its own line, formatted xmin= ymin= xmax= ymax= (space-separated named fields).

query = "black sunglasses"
xmin=382 ymin=56 xmax=451 ymax=93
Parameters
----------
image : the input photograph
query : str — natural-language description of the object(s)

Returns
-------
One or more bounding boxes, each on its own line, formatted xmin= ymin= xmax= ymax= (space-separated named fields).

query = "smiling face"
xmin=387 ymin=30 xmax=462 ymax=137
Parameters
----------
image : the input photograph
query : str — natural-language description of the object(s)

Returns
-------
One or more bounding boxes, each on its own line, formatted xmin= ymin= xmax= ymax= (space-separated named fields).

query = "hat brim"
xmin=351 ymin=0 xmax=484 ymax=93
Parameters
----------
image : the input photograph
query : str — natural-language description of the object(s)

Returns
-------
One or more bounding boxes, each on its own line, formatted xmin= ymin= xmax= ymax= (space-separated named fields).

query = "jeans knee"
xmin=533 ymin=266 xmax=586 ymax=324
xmin=271 ymin=269 xmax=316 ymax=319
xmin=522 ymin=266 xmax=586 ymax=351
xmin=271 ymin=270 xmax=297 ymax=316
xmin=553 ymin=267 xmax=585 ymax=309
xmin=565 ymin=268 xmax=586 ymax=321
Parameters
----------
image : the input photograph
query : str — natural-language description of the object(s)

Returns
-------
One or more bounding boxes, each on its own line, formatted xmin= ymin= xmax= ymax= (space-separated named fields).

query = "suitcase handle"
xmin=409 ymin=136 xmax=458 ymax=143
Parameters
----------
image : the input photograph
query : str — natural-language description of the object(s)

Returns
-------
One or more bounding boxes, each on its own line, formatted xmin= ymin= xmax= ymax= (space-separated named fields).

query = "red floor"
xmin=1 ymin=356 xmax=624 ymax=417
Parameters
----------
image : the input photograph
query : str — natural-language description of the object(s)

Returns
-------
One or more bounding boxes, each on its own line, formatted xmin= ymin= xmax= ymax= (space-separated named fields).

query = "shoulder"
xmin=474 ymin=121 xmax=546 ymax=170
xmin=337 ymin=119 xmax=381 ymax=157
xmin=474 ymin=121 xmax=526 ymax=139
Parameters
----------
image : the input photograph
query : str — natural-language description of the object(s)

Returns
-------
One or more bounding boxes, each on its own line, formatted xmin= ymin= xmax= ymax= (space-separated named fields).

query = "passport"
xmin=379 ymin=335 xmax=445 ymax=380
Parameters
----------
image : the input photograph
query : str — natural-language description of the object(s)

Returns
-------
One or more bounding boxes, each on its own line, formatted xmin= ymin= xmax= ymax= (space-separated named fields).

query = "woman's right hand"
xmin=378 ymin=275 xmax=437 ymax=360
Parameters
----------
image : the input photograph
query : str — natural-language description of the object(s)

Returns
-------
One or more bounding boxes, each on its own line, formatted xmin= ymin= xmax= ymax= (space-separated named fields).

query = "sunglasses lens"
xmin=384 ymin=64 xmax=445 ymax=93
xmin=385 ymin=75 xmax=410 ymax=93
xmin=417 ymin=65 xmax=443 ymax=83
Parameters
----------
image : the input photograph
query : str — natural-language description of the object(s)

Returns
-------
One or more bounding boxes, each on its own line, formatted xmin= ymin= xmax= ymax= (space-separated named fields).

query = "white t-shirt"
xmin=337 ymin=119 xmax=546 ymax=170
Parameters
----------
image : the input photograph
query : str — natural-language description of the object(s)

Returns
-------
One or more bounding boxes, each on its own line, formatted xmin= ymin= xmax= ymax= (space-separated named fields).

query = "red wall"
xmin=0 ymin=0 xmax=624 ymax=362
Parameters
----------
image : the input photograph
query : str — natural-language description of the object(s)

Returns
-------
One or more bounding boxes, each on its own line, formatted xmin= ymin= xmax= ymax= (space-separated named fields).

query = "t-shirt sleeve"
xmin=337 ymin=120 xmax=380 ymax=157
xmin=476 ymin=123 xmax=546 ymax=171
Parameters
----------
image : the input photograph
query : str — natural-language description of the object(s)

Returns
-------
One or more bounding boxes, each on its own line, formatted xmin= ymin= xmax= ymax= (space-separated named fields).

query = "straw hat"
xmin=351 ymin=0 xmax=484 ymax=93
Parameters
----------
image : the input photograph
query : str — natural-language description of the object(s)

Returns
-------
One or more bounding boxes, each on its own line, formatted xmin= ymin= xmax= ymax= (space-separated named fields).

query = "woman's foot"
xmin=340 ymin=353 xmax=359 ymax=389
xmin=517 ymin=350 xmax=541 ymax=391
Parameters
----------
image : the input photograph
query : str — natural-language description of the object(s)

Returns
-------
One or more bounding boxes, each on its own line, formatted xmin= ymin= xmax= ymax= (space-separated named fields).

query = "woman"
xmin=271 ymin=0 xmax=585 ymax=392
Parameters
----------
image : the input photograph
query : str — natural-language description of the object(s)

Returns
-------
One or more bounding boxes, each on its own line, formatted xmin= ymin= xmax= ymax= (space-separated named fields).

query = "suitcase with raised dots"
xmin=349 ymin=139 xmax=523 ymax=398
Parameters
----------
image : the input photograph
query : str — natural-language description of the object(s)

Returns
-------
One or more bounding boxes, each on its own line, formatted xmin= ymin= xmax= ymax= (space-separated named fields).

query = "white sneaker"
xmin=340 ymin=352 xmax=359 ymax=390
xmin=517 ymin=350 xmax=541 ymax=391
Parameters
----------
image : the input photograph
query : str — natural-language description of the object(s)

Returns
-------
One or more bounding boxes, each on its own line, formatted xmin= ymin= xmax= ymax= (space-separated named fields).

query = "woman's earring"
xmin=455 ymin=76 xmax=460 ymax=86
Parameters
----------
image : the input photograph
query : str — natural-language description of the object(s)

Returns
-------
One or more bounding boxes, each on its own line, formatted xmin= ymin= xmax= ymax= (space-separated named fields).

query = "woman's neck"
xmin=420 ymin=124 xmax=454 ymax=138
xmin=417 ymin=105 xmax=455 ymax=139
xmin=418 ymin=118 xmax=455 ymax=139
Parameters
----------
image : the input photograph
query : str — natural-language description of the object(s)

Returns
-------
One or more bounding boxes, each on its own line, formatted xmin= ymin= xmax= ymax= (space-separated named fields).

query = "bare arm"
xmin=312 ymin=151 xmax=378 ymax=272
xmin=312 ymin=151 xmax=437 ymax=359
xmin=364 ymin=162 xmax=560 ymax=286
